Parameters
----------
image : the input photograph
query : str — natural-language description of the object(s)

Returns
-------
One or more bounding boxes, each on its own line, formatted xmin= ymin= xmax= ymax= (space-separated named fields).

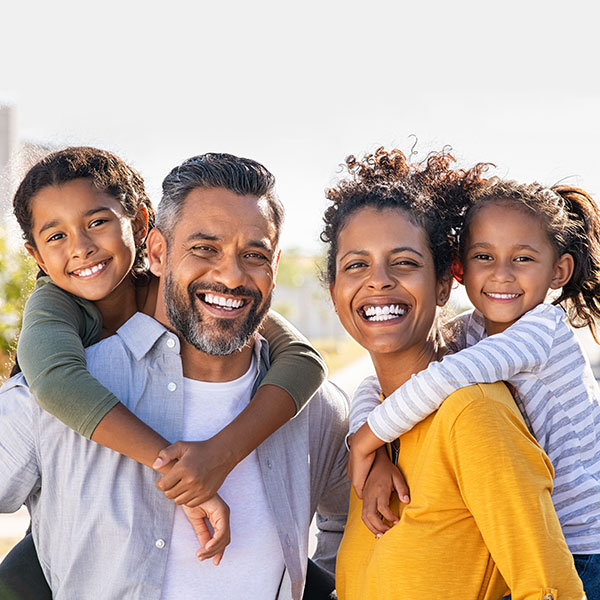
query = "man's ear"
xmin=24 ymin=243 xmax=48 ymax=275
xmin=133 ymin=205 xmax=150 ymax=245
xmin=272 ymin=249 xmax=281 ymax=289
xmin=550 ymin=253 xmax=575 ymax=290
xmin=147 ymin=228 xmax=167 ymax=277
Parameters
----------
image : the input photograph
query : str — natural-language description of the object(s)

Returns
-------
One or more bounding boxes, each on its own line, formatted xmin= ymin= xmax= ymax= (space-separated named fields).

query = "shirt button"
xmin=266 ymin=458 xmax=272 ymax=469
xmin=166 ymin=338 xmax=176 ymax=349
xmin=544 ymin=595 xmax=554 ymax=600
xmin=167 ymin=382 xmax=177 ymax=392
xmin=284 ymin=534 xmax=291 ymax=546
xmin=155 ymin=539 xmax=165 ymax=549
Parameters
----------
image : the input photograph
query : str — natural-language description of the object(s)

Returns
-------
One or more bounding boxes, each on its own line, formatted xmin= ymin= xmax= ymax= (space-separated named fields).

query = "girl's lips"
xmin=70 ymin=259 xmax=111 ymax=279
xmin=483 ymin=291 xmax=522 ymax=303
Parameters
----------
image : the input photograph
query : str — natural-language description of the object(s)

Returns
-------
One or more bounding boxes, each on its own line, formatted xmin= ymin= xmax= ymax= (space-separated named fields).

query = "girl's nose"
xmin=491 ymin=260 xmax=515 ymax=282
xmin=70 ymin=231 xmax=97 ymax=259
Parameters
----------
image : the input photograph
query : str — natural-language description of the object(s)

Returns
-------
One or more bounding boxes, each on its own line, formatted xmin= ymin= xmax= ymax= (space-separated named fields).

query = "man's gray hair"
xmin=156 ymin=152 xmax=284 ymax=244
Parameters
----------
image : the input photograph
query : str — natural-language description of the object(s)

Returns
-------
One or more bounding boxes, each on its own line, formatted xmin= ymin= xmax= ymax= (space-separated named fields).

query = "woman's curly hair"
xmin=13 ymin=146 xmax=155 ymax=278
xmin=321 ymin=146 xmax=488 ymax=284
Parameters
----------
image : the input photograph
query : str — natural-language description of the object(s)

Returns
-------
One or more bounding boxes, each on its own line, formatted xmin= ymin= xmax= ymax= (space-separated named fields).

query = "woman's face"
xmin=330 ymin=206 xmax=449 ymax=358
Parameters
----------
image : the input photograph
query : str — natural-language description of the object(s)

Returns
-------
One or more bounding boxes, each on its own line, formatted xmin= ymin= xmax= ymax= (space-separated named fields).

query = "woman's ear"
xmin=550 ymin=253 xmax=575 ymax=290
xmin=146 ymin=228 xmax=166 ymax=277
xmin=133 ymin=205 xmax=150 ymax=245
xmin=24 ymin=243 xmax=48 ymax=275
xmin=437 ymin=271 xmax=453 ymax=307
xmin=329 ymin=283 xmax=338 ymax=313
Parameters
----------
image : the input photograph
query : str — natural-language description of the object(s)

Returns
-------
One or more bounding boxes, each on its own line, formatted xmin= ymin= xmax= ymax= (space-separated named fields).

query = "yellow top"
xmin=336 ymin=382 xmax=585 ymax=600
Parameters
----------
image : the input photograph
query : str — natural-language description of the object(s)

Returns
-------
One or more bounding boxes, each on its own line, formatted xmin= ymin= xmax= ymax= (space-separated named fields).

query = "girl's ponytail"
xmin=553 ymin=185 xmax=600 ymax=341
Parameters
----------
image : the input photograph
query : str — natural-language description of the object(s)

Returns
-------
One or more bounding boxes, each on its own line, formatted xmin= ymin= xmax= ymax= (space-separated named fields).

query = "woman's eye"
xmin=392 ymin=259 xmax=417 ymax=267
xmin=344 ymin=261 xmax=367 ymax=271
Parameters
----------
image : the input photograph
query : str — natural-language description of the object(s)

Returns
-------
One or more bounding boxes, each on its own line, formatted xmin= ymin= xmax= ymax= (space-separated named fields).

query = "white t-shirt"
xmin=160 ymin=357 xmax=285 ymax=599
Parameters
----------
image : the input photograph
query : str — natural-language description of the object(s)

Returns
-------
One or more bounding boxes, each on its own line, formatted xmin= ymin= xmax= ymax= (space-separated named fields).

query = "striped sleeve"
xmin=368 ymin=304 xmax=562 ymax=443
xmin=349 ymin=375 xmax=382 ymax=436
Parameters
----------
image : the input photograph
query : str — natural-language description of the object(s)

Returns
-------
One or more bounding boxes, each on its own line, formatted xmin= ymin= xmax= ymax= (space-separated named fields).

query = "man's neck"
xmin=179 ymin=338 xmax=255 ymax=382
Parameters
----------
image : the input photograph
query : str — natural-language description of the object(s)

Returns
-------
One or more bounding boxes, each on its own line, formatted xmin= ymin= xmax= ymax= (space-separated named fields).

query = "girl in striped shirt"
xmin=349 ymin=179 xmax=600 ymax=595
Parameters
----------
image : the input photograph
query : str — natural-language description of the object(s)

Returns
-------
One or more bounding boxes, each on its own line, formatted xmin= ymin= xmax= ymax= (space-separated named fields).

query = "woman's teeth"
xmin=364 ymin=304 xmax=406 ymax=322
xmin=204 ymin=293 xmax=244 ymax=310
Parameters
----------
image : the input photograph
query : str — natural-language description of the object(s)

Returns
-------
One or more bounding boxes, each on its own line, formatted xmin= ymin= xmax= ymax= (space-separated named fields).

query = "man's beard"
xmin=164 ymin=275 xmax=271 ymax=356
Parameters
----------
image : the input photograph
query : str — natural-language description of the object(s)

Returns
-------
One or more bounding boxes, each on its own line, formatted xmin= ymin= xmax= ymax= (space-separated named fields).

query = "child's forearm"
xmin=214 ymin=384 xmax=296 ymax=465
xmin=90 ymin=403 xmax=172 ymax=473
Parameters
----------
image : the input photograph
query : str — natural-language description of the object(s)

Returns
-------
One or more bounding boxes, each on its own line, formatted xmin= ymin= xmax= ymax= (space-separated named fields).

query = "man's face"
xmin=150 ymin=187 xmax=280 ymax=355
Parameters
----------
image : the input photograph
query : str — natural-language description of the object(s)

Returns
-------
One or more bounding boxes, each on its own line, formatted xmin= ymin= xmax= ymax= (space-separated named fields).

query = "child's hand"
xmin=182 ymin=495 xmax=231 ymax=565
xmin=347 ymin=422 xmax=386 ymax=498
xmin=153 ymin=439 xmax=235 ymax=506
xmin=361 ymin=447 xmax=410 ymax=536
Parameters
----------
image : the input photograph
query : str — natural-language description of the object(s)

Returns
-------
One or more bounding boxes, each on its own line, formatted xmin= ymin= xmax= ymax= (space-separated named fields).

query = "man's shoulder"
xmin=308 ymin=380 xmax=350 ymax=418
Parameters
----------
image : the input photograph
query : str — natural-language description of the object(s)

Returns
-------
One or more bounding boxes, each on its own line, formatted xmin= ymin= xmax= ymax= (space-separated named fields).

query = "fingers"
xmin=392 ymin=471 xmax=410 ymax=504
xmin=195 ymin=501 xmax=231 ymax=565
xmin=152 ymin=441 xmax=184 ymax=470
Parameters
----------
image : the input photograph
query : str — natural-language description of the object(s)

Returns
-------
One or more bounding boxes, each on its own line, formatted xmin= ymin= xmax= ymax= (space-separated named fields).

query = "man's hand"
xmin=361 ymin=447 xmax=409 ymax=536
xmin=182 ymin=495 xmax=231 ymax=565
xmin=347 ymin=422 xmax=386 ymax=498
xmin=153 ymin=439 xmax=235 ymax=506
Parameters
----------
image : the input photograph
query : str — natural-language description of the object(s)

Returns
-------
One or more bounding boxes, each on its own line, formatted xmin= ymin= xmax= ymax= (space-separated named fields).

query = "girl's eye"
xmin=473 ymin=253 xmax=493 ymax=261
xmin=89 ymin=218 xmax=108 ymax=228
xmin=514 ymin=256 xmax=533 ymax=263
xmin=47 ymin=232 xmax=65 ymax=242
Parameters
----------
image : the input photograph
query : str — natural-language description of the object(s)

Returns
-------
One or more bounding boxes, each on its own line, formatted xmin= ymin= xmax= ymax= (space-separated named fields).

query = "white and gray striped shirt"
xmin=351 ymin=303 xmax=600 ymax=553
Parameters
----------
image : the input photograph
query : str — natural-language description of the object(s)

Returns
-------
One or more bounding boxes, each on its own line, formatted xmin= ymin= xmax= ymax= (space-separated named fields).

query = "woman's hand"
xmin=182 ymin=495 xmax=231 ymax=565
xmin=153 ymin=439 xmax=236 ymax=506
xmin=361 ymin=447 xmax=410 ymax=536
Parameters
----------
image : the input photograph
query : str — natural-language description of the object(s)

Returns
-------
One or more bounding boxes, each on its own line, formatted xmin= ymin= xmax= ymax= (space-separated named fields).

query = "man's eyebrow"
xmin=186 ymin=232 xmax=272 ymax=252
xmin=37 ymin=207 xmax=113 ymax=236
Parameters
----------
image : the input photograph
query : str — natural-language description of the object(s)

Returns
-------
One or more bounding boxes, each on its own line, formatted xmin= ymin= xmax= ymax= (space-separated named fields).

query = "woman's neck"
xmin=370 ymin=337 xmax=446 ymax=398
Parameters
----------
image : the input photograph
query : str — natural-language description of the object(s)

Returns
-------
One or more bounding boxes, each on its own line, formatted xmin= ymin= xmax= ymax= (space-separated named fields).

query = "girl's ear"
xmin=146 ymin=228 xmax=166 ymax=277
xmin=133 ymin=205 xmax=150 ymax=245
xmin=550 ymin=253 xmax=575 ymax=290
xmin=24 ymin=243 xmax=48 ymax=275
xmin=451 ymin=258 xmax=464 ymax=285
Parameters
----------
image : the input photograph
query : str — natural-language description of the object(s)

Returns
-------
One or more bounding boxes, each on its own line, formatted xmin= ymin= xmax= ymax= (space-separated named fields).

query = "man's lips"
xmin=70 ymin=259 xmax=111 ymax=278
xmin=359 ymin=302 xmax=409 ymax=322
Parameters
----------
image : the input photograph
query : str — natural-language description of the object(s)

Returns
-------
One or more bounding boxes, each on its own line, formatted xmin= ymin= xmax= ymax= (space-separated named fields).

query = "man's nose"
xmin=212 ymin=255 xmax=246 ymax=290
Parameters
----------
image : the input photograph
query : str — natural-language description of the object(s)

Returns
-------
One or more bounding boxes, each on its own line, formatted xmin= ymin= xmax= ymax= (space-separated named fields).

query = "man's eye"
xmin=192 ymin=246 xmax=215 ymax=253
xmin=245 ymin=252 xmax=268 ymax=262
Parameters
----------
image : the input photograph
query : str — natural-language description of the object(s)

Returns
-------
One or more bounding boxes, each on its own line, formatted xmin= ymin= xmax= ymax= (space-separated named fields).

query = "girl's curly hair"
xmin=321 ymin=146 xmax=488 ymax=284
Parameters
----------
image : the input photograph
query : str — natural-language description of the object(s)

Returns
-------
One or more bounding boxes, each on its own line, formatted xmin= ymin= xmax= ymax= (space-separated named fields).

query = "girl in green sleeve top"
xmin=11 ymin=147 xmax=327 ymax=554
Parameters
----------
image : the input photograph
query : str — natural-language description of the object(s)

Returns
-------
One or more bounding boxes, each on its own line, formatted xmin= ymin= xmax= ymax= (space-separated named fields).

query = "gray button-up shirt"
xmin=0 ymin=313 xmax=350 ymax=600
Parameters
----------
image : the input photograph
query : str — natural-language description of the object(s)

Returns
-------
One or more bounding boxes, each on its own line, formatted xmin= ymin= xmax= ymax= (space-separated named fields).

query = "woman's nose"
xmin=367 ymin=263 xmax=394 ymax=290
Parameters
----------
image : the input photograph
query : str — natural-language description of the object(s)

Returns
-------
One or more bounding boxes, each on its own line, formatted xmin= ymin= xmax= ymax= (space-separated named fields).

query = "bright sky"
xmin=1 ymin=0 xmax=598 ymax=252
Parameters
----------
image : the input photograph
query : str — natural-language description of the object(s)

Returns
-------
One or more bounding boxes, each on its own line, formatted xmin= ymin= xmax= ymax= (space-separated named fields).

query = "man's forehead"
xmin=177 ymin=187 xmax=277 ymax=246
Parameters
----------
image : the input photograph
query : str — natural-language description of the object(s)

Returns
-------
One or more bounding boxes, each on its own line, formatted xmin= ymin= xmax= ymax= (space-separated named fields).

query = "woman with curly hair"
xmin=323 ymin=148 xmax=584 ymax=599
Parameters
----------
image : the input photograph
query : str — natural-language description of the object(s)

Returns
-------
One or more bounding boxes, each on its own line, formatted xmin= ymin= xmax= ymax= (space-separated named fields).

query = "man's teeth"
xmin=485 ymin=292 xmax=520 ymax=299
xmin=204 ymin=293 xmax=244 ymax=310
xmin=364 ymin=304 xmax=406 ymax=321
xmin=74 ymin=262 xmax=107 ymax=277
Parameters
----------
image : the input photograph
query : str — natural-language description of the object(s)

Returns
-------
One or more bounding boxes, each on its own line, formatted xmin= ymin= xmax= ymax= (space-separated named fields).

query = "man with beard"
xmin=0 ymin=154 xmax=349 ymax=600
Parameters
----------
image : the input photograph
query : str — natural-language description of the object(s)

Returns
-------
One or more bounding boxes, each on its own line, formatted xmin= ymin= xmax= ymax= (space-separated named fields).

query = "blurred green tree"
xmin=0 ymin=226 xmax=36 ymax=377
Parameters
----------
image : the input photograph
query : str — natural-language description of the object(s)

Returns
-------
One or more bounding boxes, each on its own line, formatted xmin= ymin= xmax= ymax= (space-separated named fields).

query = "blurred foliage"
xmin=0 ymin=226 xmax=36 ymax=378
xmin=276 ymin=248 xmax=323 ymax=288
